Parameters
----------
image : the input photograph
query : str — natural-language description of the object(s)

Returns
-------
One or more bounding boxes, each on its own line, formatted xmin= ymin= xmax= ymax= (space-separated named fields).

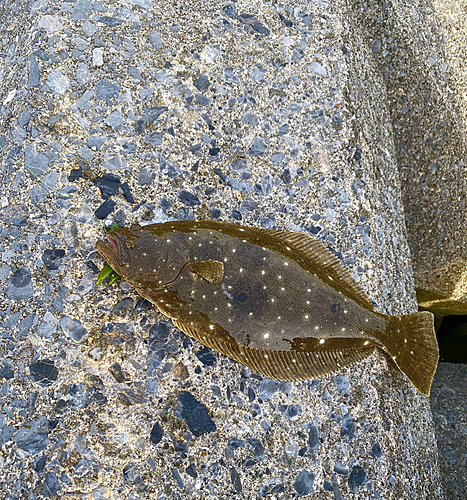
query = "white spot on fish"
xmin=328 ymin=276 xmax=333 ymax=280
xmin=304 ymin=314 xmax=309 ymax=319
xmin=319 ymin=339 xmax=325 ymax=344
xmin=209 ymin=325 xmax=215 ymax=330
xmin=261 ymin=270 xmax=265 ymax=275
xmin=364 ymin=340 xmax=369 ymax=345
xmin=284 ymin=262 xmax=289 ymax=266
xmin=264 ymin=333 xmax=270 ymax=339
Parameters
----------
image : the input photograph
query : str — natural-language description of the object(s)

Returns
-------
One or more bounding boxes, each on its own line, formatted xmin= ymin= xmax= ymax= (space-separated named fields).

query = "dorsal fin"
xmin=256 ymin=228 xmax=376 ymax=311
xmin=188 ymin=260 xmax=224 ymax=284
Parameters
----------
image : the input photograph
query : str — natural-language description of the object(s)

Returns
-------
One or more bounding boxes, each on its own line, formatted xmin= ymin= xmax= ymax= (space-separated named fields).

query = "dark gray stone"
xmin=371 ymin=442 xmax=382 ymax=459
xmin=248 ymin=137 xmax=267 ymax=156
xmin=340 ymin=412 xmax=355 ymax=442
xmin=247 ymin=437 xmax=265 ymax=462
xmin=150 ymin=422 xmax=163 ymax=445
xmin=258 ymin=478 xmax=284 ymax=497
xmin=29 ymin=359 xmax=58 ymax=386
xmin=95 ymin=199 xmax=116 ymax=219
xmin=178 ymin=391 xmax=217 ymax=437
xmin=27 ymin=55 xmax=40 ymax=88
xmin=294 ymin=469 xmax=315 ymax=496
xmin=252 ymin=21 xmax=270 ymax=36
xmin=30 ymin=187 xmax=48 ymax=204
xmin=42 ymin=249 xmax=65 ymax=270
xmin=230 ymin=466 xmax=242 ymax=492
xmin=72 ymin=0 xmax=93 ymax=20
xmin=105 ymin=111 xmax=124 ymax=127
xmin=86 ymin=136 xmax=106 ymax=150
xmin=15 ymin=416 xmax=48 ymax=454
xmin=224 ymin=68 xmax=240 ymax=84
xmin=24 ymin=144 xmax=49 ymax=178
xmin=148 ymin=321 xmax=171 ymax=373
xmin=0 ymin=414 xmax=14 ymax=446
xmin=123 ymin=462 xmax=142 ymax=484
xmin=7 ymin=266 xmax=33 ymax=300
xmin=0 ymin=359 xmax=14 ymax=380
xmin=60 ymin=316 xmax=88 ymax=342
xmin=177 ymin=189 xmax=200 ymax=207
xmin=43 ymin=472 xmax=61 ymax=497
xmin=227 ymin=438 xmax=246 ymax=450
xmin=195 ymin=346 xmax=216 ymax=366
xmin=308 ymin=422 xmax=319 ymax=451
xmin=95 ymin=16 xmax=122 ymax=27
xmin=96 ymin=79 xmax=120 ymax=104
xmin=193 ymin=74 xmax=210 ymax=91
xmin=348 ymin=465 xmax=367 ymax=492
xmin=149 ymin=30 xmax=162 ymax=49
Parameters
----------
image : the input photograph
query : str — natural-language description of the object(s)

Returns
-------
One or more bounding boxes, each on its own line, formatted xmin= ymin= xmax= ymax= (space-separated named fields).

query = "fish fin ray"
xmin=188 ymin=260 xmax=224 ymax=284
xmin=237 ymin=344 xmax=376 ymax=381
xmin=260 ymin=229 xmax=376 ymax=311
xmin=383 ymin=311 xmax=438 ymax=395
xmin=171 ymin=312 xmax=376 ymax=381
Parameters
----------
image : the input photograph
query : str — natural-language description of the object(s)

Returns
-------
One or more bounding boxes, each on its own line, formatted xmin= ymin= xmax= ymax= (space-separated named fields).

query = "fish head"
xmin=96 ymin=224 xmax=188 ymax=288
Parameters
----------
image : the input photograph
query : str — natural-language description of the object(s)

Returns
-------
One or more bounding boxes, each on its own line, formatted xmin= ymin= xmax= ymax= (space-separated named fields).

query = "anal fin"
xmin=171 ymin=310 xmax=376 ymax=382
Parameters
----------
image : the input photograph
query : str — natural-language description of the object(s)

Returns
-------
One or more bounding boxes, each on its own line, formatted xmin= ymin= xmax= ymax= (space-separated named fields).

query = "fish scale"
xmin=96 ymin=220 xmax=439 ymax=395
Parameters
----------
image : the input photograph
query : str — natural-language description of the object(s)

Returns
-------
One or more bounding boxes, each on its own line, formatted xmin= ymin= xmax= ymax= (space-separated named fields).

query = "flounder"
xmin=96 ymin=220 xmax=439 ymax=395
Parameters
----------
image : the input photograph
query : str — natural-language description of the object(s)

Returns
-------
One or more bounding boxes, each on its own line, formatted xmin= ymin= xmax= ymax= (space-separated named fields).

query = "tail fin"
xmin=384 ymin=311 xmax=439 ymax=396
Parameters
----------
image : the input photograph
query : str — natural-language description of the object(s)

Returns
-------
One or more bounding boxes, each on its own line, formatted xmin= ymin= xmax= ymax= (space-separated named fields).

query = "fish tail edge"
xmin=385 ymin=311 xmax=439 ymax=396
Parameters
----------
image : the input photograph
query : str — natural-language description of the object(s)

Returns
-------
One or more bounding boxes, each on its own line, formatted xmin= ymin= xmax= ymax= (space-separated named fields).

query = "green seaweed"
xmin=97 ymin=264 xmax=120 ymax=285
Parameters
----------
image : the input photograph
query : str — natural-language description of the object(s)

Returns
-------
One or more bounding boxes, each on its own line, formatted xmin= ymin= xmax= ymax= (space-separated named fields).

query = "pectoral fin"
xmin=188 ymin=260 xmax=224 ymax=284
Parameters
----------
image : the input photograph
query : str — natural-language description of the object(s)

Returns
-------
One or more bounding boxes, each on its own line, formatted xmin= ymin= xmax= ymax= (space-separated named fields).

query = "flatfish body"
xmin=96 ymin=220 xmax=438 ymax=395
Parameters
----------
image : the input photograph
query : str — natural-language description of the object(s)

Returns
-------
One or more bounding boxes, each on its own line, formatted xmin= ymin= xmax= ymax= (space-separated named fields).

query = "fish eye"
xmin=124 ymin=240 xmax=135 ymax=249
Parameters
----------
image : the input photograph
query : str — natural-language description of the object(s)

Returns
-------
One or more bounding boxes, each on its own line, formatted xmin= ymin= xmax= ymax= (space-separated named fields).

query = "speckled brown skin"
xmin=97 ymin=220 xmax=439 ymax=395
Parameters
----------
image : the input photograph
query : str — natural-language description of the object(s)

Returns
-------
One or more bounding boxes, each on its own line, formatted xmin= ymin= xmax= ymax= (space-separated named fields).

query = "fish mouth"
xmin=107 ymin=235 xmax=119 ymax=252
xmin=96 ymin=237 xmax=119 ymax=265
